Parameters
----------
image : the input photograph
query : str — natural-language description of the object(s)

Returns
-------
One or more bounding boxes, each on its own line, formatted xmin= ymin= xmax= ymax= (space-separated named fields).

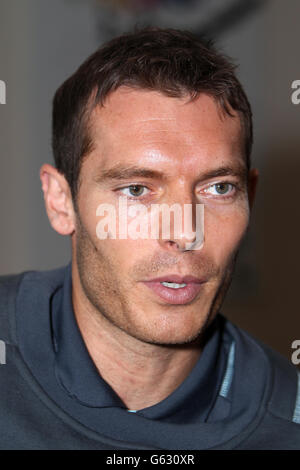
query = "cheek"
xmin=204 ymin=205 xmax=249 ymax=264
xmin=76 ymin=193 xmax=151 ymax=270
xmin=77 ymin=191 xmax=99 ymax=233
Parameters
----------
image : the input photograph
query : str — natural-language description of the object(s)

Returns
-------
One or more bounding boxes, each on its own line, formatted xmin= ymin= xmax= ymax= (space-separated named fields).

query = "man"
xmin=0 ymin=28 xmax=299 ymax=450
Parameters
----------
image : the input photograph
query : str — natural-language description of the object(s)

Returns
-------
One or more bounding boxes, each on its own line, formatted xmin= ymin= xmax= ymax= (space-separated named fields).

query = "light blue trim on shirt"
xmin=219 ymin=341 xmax=235 ymax=398
xmin=127 ymin=340 xmax=236 ymax=411
xmin=292 ymin=371 xmax=300 ymax=424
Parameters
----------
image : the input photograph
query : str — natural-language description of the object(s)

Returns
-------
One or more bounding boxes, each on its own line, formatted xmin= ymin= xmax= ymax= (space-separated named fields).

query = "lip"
xmin=142 ymin=274 xmax=206 ymax=305
xmin=145 ymin=274 xmax=204 ymax=284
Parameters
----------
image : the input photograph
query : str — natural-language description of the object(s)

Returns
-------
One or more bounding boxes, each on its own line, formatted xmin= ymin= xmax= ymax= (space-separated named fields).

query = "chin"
xmin=128 ymin=317 xmax=206 ymax=346
xmin=143 ymin=331 xmax=202 ymax=346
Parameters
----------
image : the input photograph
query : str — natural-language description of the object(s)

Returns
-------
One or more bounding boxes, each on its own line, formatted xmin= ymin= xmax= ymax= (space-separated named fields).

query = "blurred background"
xmin=0 ymin=0 xmax=299 ymax=363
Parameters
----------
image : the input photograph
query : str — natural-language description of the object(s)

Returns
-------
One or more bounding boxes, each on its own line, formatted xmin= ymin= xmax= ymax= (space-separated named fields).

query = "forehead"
xmin=86 ymin=87 xmax=244 ymax=173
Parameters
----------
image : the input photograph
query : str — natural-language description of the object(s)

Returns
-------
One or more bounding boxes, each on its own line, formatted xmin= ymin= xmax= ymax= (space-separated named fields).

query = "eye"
xmin=119 ymin=185 xmax=150 ymax=198
xmin=204 ymin=182 xmax=235 ymax=197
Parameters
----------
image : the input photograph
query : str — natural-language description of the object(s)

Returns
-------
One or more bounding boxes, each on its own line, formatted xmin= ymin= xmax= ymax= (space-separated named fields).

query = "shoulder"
xmin=0 ymin=265 xmax=68 ymax=344
xmin=223 ymin=316 xmax=300 ymax=425
xmin=0 ymin=265 xmax=67 ymax=290
xmin=218 ymin=316 xmax=300 ymax=448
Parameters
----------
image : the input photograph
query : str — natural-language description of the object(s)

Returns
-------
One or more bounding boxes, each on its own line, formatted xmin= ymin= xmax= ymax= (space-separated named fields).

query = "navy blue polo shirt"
xmin=13 ymin=261 xmax=280 ymax=449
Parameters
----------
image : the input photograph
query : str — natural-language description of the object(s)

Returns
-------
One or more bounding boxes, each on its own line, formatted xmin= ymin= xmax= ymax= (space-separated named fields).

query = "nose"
xmin=153 ymin=192 xmax=204 ymax=253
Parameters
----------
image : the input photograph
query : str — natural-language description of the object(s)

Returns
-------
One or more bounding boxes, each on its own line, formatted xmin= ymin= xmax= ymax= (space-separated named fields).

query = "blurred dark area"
xmin=94 ymin=0 xmax=267 ymax=39
xmin=0 ymin=0 xmax=299 ymax=364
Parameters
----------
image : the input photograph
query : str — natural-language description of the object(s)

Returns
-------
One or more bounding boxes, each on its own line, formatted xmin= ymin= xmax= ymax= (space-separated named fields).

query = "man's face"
xmin=73 ymin=87 xmax=253 ymax=345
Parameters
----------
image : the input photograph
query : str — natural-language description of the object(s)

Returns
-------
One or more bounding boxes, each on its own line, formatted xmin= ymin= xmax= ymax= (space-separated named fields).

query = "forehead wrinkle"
xmin=135 ymin=118 xmax=177 ymax=122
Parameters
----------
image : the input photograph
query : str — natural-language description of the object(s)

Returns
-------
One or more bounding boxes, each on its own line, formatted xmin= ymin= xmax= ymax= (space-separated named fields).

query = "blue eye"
xmin=119 ymin=185 xmax=150 ymax=198
xmin=206 ymin=182 xmax=234 ymax=196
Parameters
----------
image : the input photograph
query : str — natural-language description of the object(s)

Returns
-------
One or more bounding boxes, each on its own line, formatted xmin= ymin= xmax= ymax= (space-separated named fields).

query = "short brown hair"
xmin=52 ymin=27 xmax=253 ymax=203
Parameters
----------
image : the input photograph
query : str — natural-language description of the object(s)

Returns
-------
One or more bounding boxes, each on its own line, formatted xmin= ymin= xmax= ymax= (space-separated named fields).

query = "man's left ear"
xmin=247 ymin=167 xmax=259 ymax=211
xmin=40 ymin=163 xmax=76 ymax=236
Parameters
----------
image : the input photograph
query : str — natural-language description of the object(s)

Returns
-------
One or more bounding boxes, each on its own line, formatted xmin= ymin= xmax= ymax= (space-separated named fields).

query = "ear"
xmin=40 ymin=163 xmax=75 ymax=235
xmin=247 ymin=167 xmax=259 ymax=211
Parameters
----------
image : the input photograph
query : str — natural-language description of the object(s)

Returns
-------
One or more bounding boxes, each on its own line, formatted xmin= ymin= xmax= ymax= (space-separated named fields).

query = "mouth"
xmin=142 ymin=274 xmax=206 ymax=305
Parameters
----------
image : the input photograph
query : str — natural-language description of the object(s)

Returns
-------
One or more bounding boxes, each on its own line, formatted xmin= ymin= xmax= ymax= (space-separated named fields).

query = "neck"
xmin=71 ymin=266 xmax=203 ymax=411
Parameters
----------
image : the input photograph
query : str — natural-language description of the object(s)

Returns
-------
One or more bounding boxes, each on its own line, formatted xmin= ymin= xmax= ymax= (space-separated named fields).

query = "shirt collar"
xmin=53 ymin=262 xmax=124 ymax=408
xmin=52 ymin=262 xmax=226 ymax=420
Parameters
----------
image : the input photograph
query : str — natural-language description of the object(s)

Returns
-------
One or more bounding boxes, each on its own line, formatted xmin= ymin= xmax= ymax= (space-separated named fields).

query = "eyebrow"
xmin=94 ymin=163 xmax=248 ymax=184
xmin=201 ymin=165 xmax=248 ymax=182
xmin=94 ymin=165 xmax=168 ymax=182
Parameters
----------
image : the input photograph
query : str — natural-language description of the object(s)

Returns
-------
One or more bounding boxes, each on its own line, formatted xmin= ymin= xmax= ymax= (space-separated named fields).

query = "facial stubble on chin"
xmin=74 ymin=211 xmax=239 ymax=347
